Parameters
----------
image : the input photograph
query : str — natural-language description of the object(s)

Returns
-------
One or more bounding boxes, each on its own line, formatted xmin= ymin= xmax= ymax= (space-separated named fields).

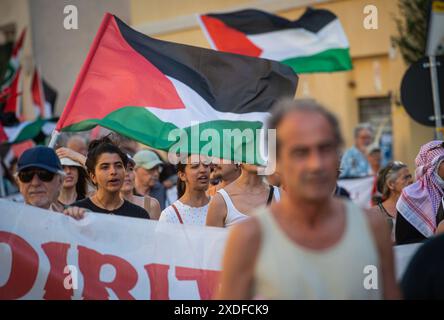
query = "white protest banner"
xmin=0 ymin=199 xmax=422 ymax=299
xmin=394 ymin=243 xmax=422 ymax=281
xmin=0 ymin=199 xmax=227 ymax=300
xmin=337 ymin=176 xmax=375 ymax=208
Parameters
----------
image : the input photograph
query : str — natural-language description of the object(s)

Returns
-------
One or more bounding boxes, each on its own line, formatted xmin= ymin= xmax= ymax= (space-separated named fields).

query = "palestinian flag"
xmin=1 ymin=118 xmax=53 ymax=145
xmin=55 ymin=13 xmax=297 ymax=164
xmin=2 ymin=67 xmax=23 ymax=121
xmin=1 ymin=28 xmax=26 ymax=90
xmin=31 ymin=67 xmax=52 ymax=119
xmin=198 ymin=7 xmax=352 ymax=73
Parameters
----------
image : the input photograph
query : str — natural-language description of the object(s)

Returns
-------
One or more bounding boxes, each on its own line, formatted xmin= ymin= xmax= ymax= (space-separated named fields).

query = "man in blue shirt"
xmin=340 ymin=123 xmax=374 ymax=178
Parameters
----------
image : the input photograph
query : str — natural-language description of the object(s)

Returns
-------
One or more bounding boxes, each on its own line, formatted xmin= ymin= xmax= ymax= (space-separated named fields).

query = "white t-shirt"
xmin=159 ymin=200 xmax=209 ymax=225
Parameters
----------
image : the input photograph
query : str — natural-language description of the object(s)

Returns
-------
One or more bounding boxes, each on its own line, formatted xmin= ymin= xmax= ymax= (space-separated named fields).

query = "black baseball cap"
xmin=17 ymin=146 xmax=63 ymax=173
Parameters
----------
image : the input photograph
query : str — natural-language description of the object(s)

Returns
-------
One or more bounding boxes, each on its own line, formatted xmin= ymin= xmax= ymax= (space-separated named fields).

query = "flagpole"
xmin=48 ymin=130 xmax=60 ymax=149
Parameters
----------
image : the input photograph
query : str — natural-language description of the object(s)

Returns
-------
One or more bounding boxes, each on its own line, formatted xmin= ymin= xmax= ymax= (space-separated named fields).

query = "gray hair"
xmin=267 ymin=98 xmax=344 ymax=152
xmin=354 ymin=122 xmax=374 ymax=139
xmin=377 ymin=161 xmax=407 ymax=199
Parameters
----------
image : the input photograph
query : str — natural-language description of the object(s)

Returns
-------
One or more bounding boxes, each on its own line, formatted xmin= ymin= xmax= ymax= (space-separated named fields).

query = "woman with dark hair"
xmin=159 ymin=155 xmax=210 ymax=225
xmin=72 ymin=136 xmax=149 ymax=219
xmin=368 ymin=161 xmax=413 ymax=242
xmin=57 ymin=157 xmax=89 ymax=206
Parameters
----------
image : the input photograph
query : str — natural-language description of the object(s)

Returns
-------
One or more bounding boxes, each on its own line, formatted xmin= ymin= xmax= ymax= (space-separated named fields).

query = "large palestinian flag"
xmin=198 ymin=7 xmax=352 ymax=73
xmin=55 ymin=13 xmax=297 ymax=164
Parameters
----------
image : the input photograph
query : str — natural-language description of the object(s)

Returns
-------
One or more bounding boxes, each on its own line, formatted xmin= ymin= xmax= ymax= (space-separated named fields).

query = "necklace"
xmin=94 ymin=195 xmax=123 ymax=213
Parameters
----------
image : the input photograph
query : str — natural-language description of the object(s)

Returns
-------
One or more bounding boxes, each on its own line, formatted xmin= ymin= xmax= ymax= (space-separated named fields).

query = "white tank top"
xmin=218 ymin=187 xmax=280 ymax=227
xmin=253 ymin=200 xmax=382 ymax=299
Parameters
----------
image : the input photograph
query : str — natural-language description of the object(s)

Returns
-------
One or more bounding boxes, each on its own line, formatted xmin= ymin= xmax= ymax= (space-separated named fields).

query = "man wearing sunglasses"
xmin=15 ymin=146 xmax=86 ymax=219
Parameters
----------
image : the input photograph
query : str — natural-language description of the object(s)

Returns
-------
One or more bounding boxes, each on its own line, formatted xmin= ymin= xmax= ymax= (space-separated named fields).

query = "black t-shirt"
xmin=401 ymin=234 xmax=444 ymax=299
xmin=395 ymin=211 xmax=427 ymax=245
xmin=73 ymin=198 xmax=150 ymax=219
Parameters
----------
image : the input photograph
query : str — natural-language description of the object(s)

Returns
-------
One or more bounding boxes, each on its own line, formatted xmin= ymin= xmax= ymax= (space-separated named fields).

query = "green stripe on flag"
xmin=62 ymin=106 xmax=267 ymax=165
xmin=281 ymin=48 xmax=352 ymax=74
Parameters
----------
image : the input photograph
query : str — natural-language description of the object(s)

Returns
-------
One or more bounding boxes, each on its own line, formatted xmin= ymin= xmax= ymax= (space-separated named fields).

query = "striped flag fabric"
xmin=1 ymin=118 xmax=53 ymax=145
xmin=2 ymin=66 xmax=23 ymax=121
xmin=31 ymin=67 xmax=52 ymax=119
xmin=54 ymin=13 xmax=297 ymax=164
xmin=1 ymin=28 xmax=26 ymax=90
xmin=198 ymin=7 xmax=352 ymax=74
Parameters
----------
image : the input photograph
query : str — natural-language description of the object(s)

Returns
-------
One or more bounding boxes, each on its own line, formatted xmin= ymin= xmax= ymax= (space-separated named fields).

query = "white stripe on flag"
xmin=146 ymin=76 xmax=270 ymax=128
xmin=3 ymin=121 xmax=31 ymax=143
xmin=247 ymin=19 xmax=349 ymax=61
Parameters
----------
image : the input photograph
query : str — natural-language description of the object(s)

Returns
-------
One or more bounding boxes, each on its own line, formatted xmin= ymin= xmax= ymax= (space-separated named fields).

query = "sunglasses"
xmin=18 ymin=169 xmax=56 ymax=183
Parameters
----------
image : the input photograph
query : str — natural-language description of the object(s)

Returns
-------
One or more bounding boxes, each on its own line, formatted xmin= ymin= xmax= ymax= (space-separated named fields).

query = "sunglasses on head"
xmin=18 ymin=169 xmax=56 ymax=183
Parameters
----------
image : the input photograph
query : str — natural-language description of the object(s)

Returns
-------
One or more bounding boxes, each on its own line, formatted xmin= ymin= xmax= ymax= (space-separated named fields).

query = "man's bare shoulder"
xmin=208 ymin=192 xmax=226 ymax=209
xmin=364 ymin=207 xmax=387 ymax=231
xmin=231 ymin=217 xmax=262 ymax=244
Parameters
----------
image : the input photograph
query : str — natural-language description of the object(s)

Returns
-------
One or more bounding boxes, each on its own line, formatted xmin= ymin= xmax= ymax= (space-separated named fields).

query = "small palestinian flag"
xmin=31 ymin=67 xmax=52 ymax=119
xmin=54 ymin=13 xmax=297 ymax=164
xmin=1 ymin=118 xmax=53 ymax=145
xmin=2 ymin=67 xmax=23 ymax=121
xmin=198 ymin=7 xmax=352 ymax=73
xmin=1 ymin=28 xmax=26 ymax=90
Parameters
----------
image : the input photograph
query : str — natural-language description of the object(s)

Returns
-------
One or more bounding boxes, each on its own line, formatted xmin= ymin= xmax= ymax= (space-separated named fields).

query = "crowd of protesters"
xmin=2 ymin=98 xmax=444 ymax=299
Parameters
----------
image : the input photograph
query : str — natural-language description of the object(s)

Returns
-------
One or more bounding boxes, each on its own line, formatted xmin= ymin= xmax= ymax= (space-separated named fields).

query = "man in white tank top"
xmin=216 ymin=99 xmax=399 ymax=299
xmin=206 ymin=163 xmax=241 ymax=197
xmin=206 ymin=164 xmax=280 ymax=227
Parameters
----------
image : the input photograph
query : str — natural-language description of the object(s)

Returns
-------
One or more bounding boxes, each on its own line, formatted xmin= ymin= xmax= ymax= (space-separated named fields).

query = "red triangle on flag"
xmin=200 ymin=15 xmax=262 ymax=57
xmin=3 ymin=67 xmax=23 ymax=120
xmin=11 ymin=28 xmax=26 ymax=58
xmin=31 ymin=67 xmax=47 ymax=118
xmin=0 ymin=123 xmax=8 ymax=144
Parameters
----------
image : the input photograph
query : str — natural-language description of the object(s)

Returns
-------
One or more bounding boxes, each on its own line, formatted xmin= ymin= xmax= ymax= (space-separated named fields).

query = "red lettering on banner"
xmin=78 ymin=246 xmax=138 ymax=300
xmin=41 ymin=242 xmax=72 ymax=300
xmin=0 ymin=231 xmax=39 ymax=299
xmin=175 ymin=267 xmax=220 ymax=300
xmin=144 ymin=263 xmax=170 ymax=300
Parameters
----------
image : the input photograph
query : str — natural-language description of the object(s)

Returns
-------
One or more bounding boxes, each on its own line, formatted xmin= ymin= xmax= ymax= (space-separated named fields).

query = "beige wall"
xmin=28 ymin=0 xmax=131 ymax=117
xmin=131 ymin=0 xmax=433 ymax=169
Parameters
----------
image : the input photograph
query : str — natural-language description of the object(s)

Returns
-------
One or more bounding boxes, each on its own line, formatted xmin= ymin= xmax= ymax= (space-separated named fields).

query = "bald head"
xmin=267 ymin=99 xmax=343 ymax=201
xmin=67 ymin=135 xmax=87 ymax=156
xmin=268 ymin=99 xmax=343 ymax=155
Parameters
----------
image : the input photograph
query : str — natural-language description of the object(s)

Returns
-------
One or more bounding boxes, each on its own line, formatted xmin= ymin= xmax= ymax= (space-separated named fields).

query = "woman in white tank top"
xmin=159 ymin=156 xmax=211 ymax=225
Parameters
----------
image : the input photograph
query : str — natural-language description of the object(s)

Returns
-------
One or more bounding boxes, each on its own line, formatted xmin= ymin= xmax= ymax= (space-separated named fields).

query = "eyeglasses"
xmin=18 ymin=169 xmax=56 ymax=183
xmin=382 ymin=161 xmax=406 ymax=177
xmin=389 ymin=161 xmax=405 ymax=169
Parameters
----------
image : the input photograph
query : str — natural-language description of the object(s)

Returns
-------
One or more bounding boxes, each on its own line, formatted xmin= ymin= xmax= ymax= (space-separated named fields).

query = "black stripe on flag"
xmin=114 ymin=16 xmax=297 ymax=114
xmin=206 ymin=7 xmax=337 ymax=35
